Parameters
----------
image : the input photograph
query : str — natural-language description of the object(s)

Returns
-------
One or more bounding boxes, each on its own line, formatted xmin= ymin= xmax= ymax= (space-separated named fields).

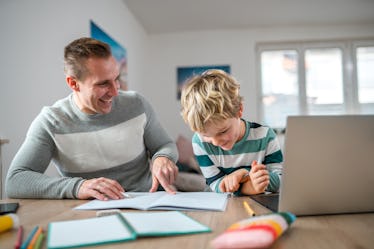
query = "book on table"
xmin=74 ymin=191 xmax=229 ymax=211
xmin=48 ymin=211 xmax=211 ymax=249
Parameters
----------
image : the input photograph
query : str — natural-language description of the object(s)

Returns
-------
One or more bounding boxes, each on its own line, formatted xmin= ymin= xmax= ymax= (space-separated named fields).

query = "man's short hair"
xmin=64 ymin=37 xmax=112 ymax=80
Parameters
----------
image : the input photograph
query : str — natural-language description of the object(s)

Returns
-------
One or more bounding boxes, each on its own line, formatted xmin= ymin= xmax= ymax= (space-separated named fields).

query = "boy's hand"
xmin=248 ymin=161 xmax=269 ymax=193
xmin=219 ymin=169 xmax=248 ymax=193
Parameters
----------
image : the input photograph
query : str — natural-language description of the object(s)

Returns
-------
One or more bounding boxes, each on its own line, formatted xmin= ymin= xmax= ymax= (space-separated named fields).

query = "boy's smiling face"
xmin=199 ymin=117 xmax=244 ymax=151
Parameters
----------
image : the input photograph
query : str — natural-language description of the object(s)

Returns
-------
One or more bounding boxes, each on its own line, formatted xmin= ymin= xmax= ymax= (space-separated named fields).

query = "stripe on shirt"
xmin=54 ymin=114 xmax=146 ymax=173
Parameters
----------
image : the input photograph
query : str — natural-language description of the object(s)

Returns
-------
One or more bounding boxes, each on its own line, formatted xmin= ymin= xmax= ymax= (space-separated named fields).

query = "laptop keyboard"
xmin=250 ymin=194 xmax=279 ymax=212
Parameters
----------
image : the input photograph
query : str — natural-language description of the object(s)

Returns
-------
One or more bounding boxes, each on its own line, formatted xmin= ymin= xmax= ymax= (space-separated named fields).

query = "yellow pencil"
xmin=243 ymin=201 xmax=256 ymax=216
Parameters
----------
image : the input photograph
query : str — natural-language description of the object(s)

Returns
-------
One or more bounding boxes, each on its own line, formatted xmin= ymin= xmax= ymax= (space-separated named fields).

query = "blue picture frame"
xmin=90 ymin=20 xmax=128 ymax=90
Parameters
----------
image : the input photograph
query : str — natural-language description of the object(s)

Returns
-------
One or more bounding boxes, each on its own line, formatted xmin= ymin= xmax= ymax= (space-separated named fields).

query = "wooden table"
xmin=1 ymin=197 xmax=373 ymax=249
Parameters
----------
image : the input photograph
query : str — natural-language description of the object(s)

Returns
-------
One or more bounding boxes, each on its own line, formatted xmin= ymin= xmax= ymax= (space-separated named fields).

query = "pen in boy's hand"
xmin=252 ymin=157 xmax=262 ymax=166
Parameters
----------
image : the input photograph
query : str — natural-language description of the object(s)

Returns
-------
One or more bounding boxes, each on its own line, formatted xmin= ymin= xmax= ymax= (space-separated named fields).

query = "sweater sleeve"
xmin=5 ymin=112 xmax=84 ymax=199
xmin=139 ymin=94 xmax=178 ymax=164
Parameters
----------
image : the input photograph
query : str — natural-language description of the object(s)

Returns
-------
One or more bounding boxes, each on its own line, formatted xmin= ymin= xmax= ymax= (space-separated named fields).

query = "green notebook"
xmin=47 ymin=211 xmax=211 ymax=248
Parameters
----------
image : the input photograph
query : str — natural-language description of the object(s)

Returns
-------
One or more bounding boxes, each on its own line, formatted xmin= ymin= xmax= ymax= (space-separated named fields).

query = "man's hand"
xmin=77 ymin=177 xmax=125 ymax=201
xmin=149 ymin=157 xmax=178 ymax=194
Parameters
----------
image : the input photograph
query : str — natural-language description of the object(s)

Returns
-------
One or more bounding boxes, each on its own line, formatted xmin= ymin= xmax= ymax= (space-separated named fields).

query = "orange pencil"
xmin=26 ymin=226 xmax=42 ymax=249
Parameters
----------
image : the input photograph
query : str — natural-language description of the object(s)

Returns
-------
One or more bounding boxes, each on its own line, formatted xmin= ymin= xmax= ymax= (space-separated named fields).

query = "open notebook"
xmin=48 ymin=211 xmax=211 ymax=249
xmin=250 ymin=115 xmax=374 ymax=216
xmin=74 ymin=191 xmax=228 ymax=211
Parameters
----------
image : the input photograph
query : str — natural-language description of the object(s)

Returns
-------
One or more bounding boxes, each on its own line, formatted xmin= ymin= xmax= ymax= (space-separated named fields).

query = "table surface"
xmin=1 ymin=197 xmax=373 ymax=249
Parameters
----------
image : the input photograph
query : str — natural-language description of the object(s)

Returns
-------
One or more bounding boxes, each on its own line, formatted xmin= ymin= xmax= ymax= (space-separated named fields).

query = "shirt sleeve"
xmin=263 ymin=128 xmax=283 ymax=192
xmin=192 ymin=134 xmax=225 ymax=192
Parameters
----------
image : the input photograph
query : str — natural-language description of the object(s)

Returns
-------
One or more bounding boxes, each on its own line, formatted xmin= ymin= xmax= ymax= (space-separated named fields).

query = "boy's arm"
xmin=191 ymin=134 xmax=227 ymax=193
xmin=266 ymin=162 xmax=282 ymax=192
xmin=194 ymin=154 xmax=225 ymax=192
xmin=219 ymin=169 xmax=249 ymax=193
xmin=262 ymin=127 xmax=283 ymax=192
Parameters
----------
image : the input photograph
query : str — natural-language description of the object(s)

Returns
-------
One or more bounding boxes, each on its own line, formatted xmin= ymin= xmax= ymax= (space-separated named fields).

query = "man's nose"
xmin=109 ymin=80 xmax=119 ymax=96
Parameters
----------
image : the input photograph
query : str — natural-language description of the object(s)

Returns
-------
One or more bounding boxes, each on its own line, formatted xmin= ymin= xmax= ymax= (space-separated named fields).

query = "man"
xmin=6 ymin=37 xmax=178 ymax=200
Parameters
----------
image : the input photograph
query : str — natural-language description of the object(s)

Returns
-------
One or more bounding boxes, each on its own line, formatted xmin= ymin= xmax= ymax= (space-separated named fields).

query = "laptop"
xmin=250 ymin=115 xmax=374 ymax=216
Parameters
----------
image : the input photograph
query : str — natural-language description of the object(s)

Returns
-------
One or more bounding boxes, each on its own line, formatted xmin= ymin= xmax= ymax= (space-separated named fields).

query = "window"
xmin=305 ymin=48 xmax=344 ymax=115
xmin=260 ymin=50 xmax=298 ymax=128
xmin=257 ymin=40 xmax=374 ymax=128
xmin=356 ymin=46 xmax=374 ymax=114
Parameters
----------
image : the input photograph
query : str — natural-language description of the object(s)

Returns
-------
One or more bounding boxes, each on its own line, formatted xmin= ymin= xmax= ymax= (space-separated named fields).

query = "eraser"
xmin=211 ymin=212 xmax=296 ymax=249
xmin=121 ymin=192 xmax=133 ymax=198
xmin=96 ymin=209 xmax=121 ymax=217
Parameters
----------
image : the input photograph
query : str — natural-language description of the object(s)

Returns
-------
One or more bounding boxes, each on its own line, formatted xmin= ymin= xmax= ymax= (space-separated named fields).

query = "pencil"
xmin=20 ymin=226 xmax=38 ymax=249
xmin=33 ymin=232 xmax=44 ymax=249
xmin=14 ymin=225 xmax=23 ymax=249
xmin=27 ymin=226 xmax=42 ymax=249
xmin=243 ymin=201 xmax=256 ymax=216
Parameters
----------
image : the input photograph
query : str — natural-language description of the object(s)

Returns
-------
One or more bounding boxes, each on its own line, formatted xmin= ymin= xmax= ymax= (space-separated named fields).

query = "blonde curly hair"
xmin=180 ymin=69 xmax=243 ymax=133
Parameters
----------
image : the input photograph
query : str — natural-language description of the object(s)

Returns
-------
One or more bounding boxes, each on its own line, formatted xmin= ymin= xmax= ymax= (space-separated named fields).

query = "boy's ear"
xmin=238 ymin=103 xmax=244 ymax=118
xmin=66 ymin=76 xmax=79 ymax=91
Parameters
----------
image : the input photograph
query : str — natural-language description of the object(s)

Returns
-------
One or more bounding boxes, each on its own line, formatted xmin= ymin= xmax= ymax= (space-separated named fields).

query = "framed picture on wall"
xmin=176 ymin=65 xmax=231 ymax=99
xmin=90 ymin=20 xmax=128 ymax=90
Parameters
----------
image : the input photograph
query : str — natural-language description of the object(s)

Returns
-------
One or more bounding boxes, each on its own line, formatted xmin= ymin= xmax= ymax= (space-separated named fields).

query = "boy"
xmin=180 ymin=70 xmax=283 ymax=195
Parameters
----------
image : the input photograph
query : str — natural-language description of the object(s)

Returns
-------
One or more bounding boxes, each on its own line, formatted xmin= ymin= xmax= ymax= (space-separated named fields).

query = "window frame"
xmin=256 ymin=38 xmax=374 ymax=128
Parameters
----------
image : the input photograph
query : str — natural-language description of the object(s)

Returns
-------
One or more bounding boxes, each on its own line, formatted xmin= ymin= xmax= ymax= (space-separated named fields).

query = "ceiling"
xmin=123 ymin=0 xmax=374 ymax=34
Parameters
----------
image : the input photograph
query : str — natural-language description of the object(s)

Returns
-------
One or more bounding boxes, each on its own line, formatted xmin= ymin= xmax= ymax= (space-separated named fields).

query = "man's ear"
xmin=66 ymin=76 xmax=79 ymax=91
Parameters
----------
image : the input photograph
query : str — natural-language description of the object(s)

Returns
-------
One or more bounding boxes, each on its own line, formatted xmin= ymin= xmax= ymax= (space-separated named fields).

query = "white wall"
xmin=0 ymin=0 xmax=148 ymax=197
xmin=144 ymin=25 xmax=374 ymax=140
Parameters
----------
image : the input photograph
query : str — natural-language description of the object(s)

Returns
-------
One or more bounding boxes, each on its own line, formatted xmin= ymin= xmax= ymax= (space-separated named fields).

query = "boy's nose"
xmin=211 ymin=138 xmax=222 ymax=147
